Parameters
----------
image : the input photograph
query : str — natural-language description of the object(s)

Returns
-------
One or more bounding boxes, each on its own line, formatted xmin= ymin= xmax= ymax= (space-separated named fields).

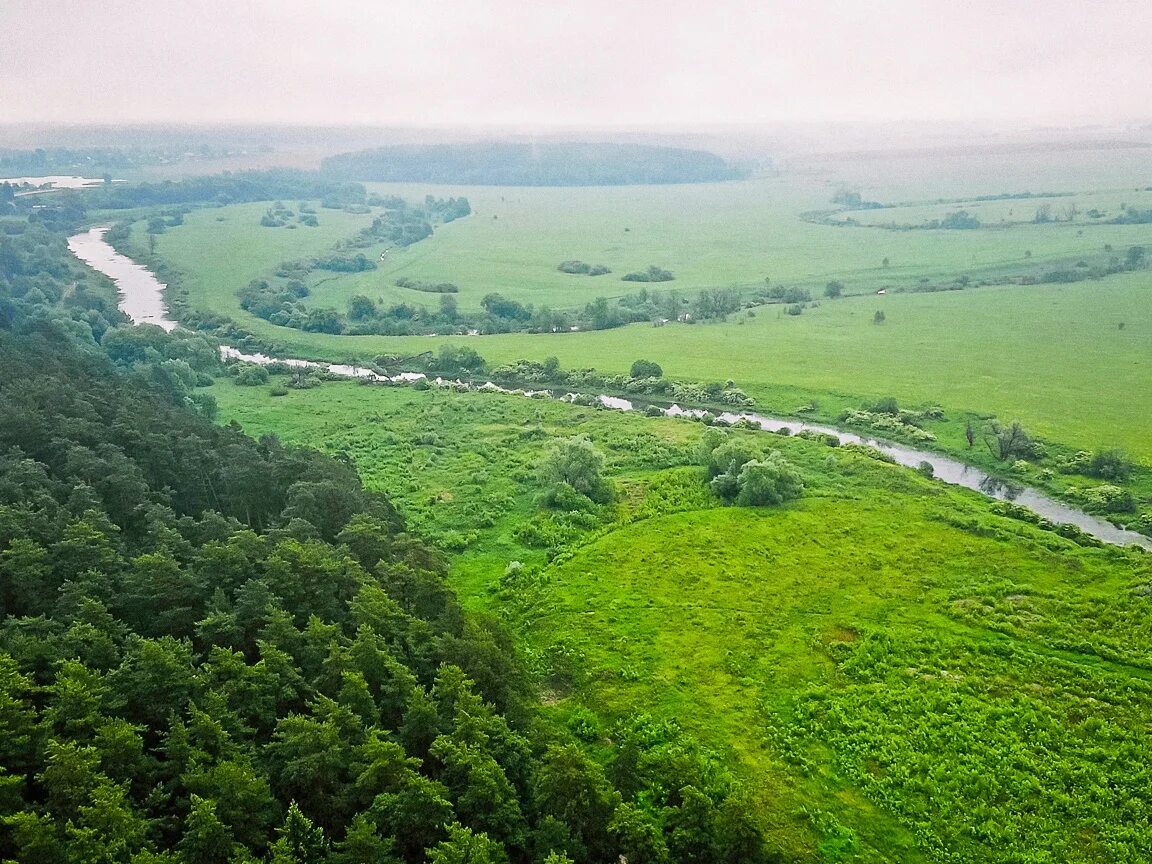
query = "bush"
xmin=1087 ymin=449 xmax=1131 ymax=481
xmin=824 ymin=281 xmax=843 ymax=298
xmin=622 ymin=265 xmax=674 ymax=283
xmin=1070 ymin=484 xmax=1136 ymax=513
xmin=735 ymin=453 xmax=805 ymax=506
xmin=234 ymin=363 xmax=269 ymax=386
xmin=630 ymin=359 xmax=664 ymax=379
xmin=538 ymin=435 xmax=614 ymax=505
xmin=984 ymin=421 xmax=1038 ymax=461
xmin=871 ymin=397 xmax=899 ymax=415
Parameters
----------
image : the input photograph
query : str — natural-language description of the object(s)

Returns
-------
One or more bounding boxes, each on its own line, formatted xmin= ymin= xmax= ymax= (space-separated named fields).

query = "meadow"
xmin=149 ymin=171 xmax=1152 ymax=317
xmin=211 ymin=374 xmax=1152 ymax=863
xmin=137 ymin=148 xmax=1152 ymax=462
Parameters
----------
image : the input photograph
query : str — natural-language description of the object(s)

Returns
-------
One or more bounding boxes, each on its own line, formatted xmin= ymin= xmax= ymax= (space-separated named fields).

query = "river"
xmin=67 ymin=226 xmax=1152 ymax=550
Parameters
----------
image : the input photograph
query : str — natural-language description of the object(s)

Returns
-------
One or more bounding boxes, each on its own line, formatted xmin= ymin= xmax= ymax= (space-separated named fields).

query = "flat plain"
xmin=143 ymin=144 xmax=1152 ymax=460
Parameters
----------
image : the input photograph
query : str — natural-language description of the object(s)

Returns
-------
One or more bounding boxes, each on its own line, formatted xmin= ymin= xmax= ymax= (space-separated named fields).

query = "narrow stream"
xmin=68 ymin=226 xmax=1152 ymax=550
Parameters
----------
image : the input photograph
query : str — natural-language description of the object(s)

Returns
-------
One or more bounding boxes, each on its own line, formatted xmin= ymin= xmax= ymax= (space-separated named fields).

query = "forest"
xmin=0 ymin=170 xmax=776 ymax=863
xmin=319 ymin=143 xmax=748 ymax=186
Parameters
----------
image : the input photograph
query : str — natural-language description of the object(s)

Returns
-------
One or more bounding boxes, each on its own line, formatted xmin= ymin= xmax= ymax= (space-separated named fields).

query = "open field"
xmin=127 ymin=200 xmax=377 ymax=311
xmin=211 ymin=375 xmax=1152 ymax=862
xmin=210 ymin=274 xmax=1152 ymax=461
xmin=150 ymin=173 xmax=1152 ymax=317
xmin=140 ymin=149 xmax=1152 ymax=461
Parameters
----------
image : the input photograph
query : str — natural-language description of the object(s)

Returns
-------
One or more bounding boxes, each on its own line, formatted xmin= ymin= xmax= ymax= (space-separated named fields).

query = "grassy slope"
xmin=212 ymin=377 xmax=1152 ymax=863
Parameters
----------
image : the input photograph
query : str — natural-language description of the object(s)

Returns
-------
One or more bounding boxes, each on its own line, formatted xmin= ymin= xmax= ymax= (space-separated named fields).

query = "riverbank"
xmin=69 ymin=225 xmax=1151 ymax=549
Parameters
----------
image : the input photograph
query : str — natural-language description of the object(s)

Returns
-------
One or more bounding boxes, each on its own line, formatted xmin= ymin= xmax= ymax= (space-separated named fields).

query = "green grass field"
xmin=129 ymin=200 xmax=377 ymax=312
xmin=204 ymin=274 xmax=1152 ymax=461
xmin=210 ymin=376 xmax=1152 ymax=863
xmin=151 ymin=175 xmax=1152 ymax=316
xmin=140 ymin=151 xmax=1152 ymax=462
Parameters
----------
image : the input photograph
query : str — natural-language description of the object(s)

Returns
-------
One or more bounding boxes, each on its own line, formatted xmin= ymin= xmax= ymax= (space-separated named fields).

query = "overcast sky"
xmin=3 ymin=0 xmax=1150 ymax=127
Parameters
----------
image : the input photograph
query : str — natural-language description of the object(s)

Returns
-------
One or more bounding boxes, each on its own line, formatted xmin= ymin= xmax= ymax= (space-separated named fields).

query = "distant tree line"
xmin=321 ymin=142 xmax=748 ymax=186
xmin=64 ymin=168 xmax=371 ymax=211
xmin=0 ymin=145 xmax=256 ymax=176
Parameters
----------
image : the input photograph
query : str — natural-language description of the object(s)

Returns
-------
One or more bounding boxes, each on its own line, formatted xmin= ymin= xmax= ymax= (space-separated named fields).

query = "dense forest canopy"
xmin=0 ymin=175 xmax=776 ymax=863
xmin=320 ymin=142 xmax=747 ymax=186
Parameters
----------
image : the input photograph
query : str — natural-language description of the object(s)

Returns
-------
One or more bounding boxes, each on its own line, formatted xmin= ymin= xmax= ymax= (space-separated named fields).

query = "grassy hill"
xmin=212 ymin=375 xmax=1152 ymax=863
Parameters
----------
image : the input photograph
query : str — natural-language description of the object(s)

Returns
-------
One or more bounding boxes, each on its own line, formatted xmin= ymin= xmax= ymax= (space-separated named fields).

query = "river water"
xmin=67 ymin=227 xmax=1152 ymax=550
xmin=68 ymin=227 xmax=177 ymax=331
xmin=4 ymin=175 xmax=117 ymax=197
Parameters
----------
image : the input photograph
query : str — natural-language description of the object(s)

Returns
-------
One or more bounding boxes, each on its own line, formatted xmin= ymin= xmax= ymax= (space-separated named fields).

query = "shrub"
xmin=984 ymin=421 xmax=1037 ymax=461
xmin=567 ymin=707 xmax=602 ymax=742
xmin=1087 ymin=449 xmax=1131 ymax=481
xmin=735 ymin=453 xmax=805 ymax=506
xmin=630 ymin=359 xmax=664 ymax=379
xmin=538 ymin=435 xmax=614 ymax=505
xmin=1069 ymin=484 xmax=1136 ymax=513
xmin=234 ymin=363 xmax=269 ymax=386
xmin=824 ymin=281 xmax=843 ymax=298
xmin=622 ymin=265 xmax=674 ymax=283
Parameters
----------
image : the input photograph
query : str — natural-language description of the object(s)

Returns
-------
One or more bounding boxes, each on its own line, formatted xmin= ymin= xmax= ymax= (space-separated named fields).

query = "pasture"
xmin=141 ymin=145 xmax=1152 ymax=460
xmin=209 ymin=274 xmax=1152 ymax=461
xmin=210 ymin=375 xmax=1152 ymax=862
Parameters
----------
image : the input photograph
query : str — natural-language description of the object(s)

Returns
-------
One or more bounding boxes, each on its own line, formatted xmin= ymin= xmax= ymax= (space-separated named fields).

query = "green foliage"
xmin=537 ymin=436 xmax=614 ymax=506
xmin=629 ymin=359 xmax=663 ymax=379
xmin=426 ymin=823 xmax=508 ymax=864
xmin=321 ymin=142 xmax=745 ymax=186
xmin=623 ymin=265 xmax=675 ymax=283
xmin=558 ymin=261 xmax=610 ymax=276
xmin=1086 ymin=448 xmax=1132 ymax=481
xmin=4 ymin=224 xmax=749 ymax=864
xmin=983 ymin=420 xmax=1040 ymax=461
xmin=734 ymin=454 xmax=805 ymax=506
xmin=698 ymin=432 xmax=803 ymax=506
xmin=234 ymin=363 xmax=270 ymax=386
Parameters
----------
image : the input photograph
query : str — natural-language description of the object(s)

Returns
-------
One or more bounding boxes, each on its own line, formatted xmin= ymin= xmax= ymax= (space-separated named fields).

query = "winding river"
xmin=68 ymin=226 xmax=1151 ymax=550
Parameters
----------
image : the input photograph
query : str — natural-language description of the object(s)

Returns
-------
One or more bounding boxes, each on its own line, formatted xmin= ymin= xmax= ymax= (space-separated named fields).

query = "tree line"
xmin=320 ymin=142 xmax=747 ymax=187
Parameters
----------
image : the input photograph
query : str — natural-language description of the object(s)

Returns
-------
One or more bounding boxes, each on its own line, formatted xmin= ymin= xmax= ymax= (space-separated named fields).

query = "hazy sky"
xmin=3 ymin=0 xmax=1150 ymax=127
